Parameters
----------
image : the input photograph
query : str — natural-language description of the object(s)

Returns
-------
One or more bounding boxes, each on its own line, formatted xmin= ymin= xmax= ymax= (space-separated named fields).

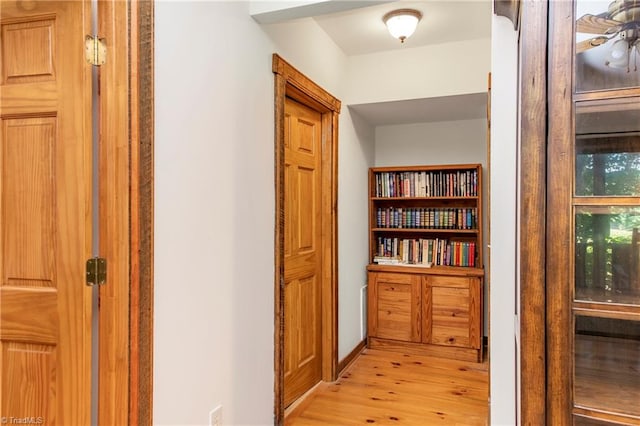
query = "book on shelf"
xmin=373 ymin=255 xmax=432 ymax=268
xmin=376 ymin=207 xmax=477 ymax=230
xmin=373 ymin=256 xmax=401 ymax=265
xmin=375 ymin=236 xmax=476 ymax=267
xmin=374 ymin=169 xmax=479 ymax=198
xmin=370 ymin=164 xmax=483 ymax=271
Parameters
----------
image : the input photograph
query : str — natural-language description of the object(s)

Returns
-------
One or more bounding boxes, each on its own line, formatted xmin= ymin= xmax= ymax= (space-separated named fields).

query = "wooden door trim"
xmin=98 ymin=1 xmax=130 ymax=423
xmin=546 ymin=1 xmax=574 ymax=423
xmin=98 ymin=0 xmax=154 ymax=423
xmin=273 ymin=53 xmax=340 ymax=425
xmin=130 ymin=0 xmax=155 ymax=423
xmin=518 ymin=1 xmax=548 ymax=424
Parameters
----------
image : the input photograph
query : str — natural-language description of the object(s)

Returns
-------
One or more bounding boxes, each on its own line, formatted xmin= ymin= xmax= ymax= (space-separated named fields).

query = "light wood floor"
xmin=285 ymin=348 xmax=489 ymax=425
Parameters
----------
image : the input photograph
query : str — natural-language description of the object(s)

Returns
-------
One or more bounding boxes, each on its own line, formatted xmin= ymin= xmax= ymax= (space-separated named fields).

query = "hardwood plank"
xmin=286 ymin=349 xmax=488 ymax=425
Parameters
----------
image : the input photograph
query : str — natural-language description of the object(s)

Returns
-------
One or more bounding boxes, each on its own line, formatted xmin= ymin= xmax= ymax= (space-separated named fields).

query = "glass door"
xmin=573 ymin=101 xmax=640 ymax=424
xmin=548 ymin=0 xmax=640 ymax=424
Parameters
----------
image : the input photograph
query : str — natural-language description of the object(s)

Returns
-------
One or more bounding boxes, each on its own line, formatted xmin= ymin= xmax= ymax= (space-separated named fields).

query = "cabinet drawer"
xmin=372 ymin=272 xmax=416 ymax=284
xmin=427 ymin=274 xmax=470 ymax=289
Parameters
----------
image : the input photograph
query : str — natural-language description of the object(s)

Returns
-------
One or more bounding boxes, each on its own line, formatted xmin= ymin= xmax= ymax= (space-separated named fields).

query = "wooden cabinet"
xmin=367 ymin=266 xmax=483 ymax=362
xmin=366 ymin=163 xmax=485 ymax=362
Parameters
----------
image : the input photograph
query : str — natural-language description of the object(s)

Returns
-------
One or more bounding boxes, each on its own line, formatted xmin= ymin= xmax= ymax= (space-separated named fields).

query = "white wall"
xmin=339 ymin=108 xmax=375 ymax=350
xmin=155 ymin=6 xmax=375 ymax=426
xmin=345 ymin=38 xmax=491 ymax=105
xmin=155 ymin=2 xmax=275 ymax=425
xmin=374 ymin=119 xmax=487 ymax=167
xmin=489 ymin=14 xmax=519 ymax=426
xmin=262 ymin=17 xmax=347 ymax=95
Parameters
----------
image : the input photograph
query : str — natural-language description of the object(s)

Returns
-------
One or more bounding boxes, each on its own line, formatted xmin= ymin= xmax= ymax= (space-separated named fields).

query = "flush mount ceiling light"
xmin=383 ymin=9 xmax=422 ymax=43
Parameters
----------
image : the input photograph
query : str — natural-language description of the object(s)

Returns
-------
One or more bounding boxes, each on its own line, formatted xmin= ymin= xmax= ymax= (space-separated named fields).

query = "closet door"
xmin=548 ymin=1 xmax=640 ymax=424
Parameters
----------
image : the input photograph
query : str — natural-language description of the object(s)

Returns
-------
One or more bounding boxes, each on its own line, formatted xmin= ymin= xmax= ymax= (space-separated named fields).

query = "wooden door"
xmin=0 ymin=1 xmax=93 ymax=424
xmin=283 ymin=97 xmax=323 ymax=407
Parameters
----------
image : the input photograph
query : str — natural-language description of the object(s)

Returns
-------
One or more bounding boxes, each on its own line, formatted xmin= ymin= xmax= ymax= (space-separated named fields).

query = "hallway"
xmin=285 ymin=349 xmax=489 ymax=425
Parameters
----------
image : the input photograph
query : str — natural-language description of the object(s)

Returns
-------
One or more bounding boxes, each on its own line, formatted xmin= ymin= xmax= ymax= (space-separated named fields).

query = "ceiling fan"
xmin=576 ymin=0 xmax=640 ymax=71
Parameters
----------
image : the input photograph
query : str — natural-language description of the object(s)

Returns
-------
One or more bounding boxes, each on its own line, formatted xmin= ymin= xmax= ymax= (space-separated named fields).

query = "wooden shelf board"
xmin=371 ymin=196 xmax=479 ymax=201
xmin=367 ymin=264 xmax=485 ymax=277
xmin=372 ymin=228 xmax=478 ymax=234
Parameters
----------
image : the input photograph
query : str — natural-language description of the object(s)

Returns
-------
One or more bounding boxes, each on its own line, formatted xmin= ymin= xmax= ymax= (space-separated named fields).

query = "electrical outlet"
xmin=209 ymin=405 xmax=222 ymax=426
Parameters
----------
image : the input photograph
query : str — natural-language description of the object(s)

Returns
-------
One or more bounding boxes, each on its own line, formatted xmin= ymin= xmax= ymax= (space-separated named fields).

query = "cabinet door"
xmin=424 ymin=275 xmax=481 ymax=349
xmin=368 ymin=272 xmax=421 ymax=342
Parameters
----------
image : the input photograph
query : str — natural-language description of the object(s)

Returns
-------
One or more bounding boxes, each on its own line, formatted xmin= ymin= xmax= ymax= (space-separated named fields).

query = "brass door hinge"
xmin=85 ymin=35 xmax=106 ymax=66
xmin=86 ymin=257 xmax=107 ymax=286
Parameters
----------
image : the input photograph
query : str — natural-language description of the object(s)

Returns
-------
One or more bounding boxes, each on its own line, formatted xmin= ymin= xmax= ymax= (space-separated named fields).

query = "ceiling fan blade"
xmin=576 ymin=13 xmax=623 ymax=34
xmin=576 ymin=36 xmax=610 ymax=53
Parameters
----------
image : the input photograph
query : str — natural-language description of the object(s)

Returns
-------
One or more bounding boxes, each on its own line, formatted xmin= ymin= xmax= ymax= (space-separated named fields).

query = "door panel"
xmin=424 ymin=275 xmax=477 ymax=348
xmin=430 ymin=286 xmax=471 ymax=347
xmin=3 ymin=117 xmax=55 ymax=286
xmin=2 ymin=17 xmax=56 ymax=84
xmin=0 ymin=1 xmax=92 ymax=424
xmin=283 ymin=97 xmax=322 ymax=407
xmin=297 ymin=167 xmax=315 ymax=250
xmin=298 ymin=276 xmax=319 ymax=363
xmin=369 ymin=272 xmax=421 ymax=343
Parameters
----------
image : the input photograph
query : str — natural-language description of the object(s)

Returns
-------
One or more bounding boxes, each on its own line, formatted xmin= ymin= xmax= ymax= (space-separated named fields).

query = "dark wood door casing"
xmin=518 ymin=1 xmax=548 ymax=424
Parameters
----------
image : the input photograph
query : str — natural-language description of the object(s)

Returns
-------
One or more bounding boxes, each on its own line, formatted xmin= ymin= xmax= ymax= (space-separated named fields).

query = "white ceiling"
xmin=313 ymin=1 xmax=492 ymax=56
xmin=254 ymin=0 xmax=492 ymax=126
xmin=349 ymin=93 xmax=488 ymax=126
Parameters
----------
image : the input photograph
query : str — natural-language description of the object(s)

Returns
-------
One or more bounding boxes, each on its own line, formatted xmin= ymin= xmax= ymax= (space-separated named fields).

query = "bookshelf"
xmin=367 ymin=163 xmax=484 ymax=362
xmin=369 ymin=163 xmax=483 ymax=268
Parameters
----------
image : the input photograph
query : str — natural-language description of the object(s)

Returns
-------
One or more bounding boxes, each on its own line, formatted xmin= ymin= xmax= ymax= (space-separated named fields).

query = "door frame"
xmin=272 ymin=54 xmax=340 ymax=424
xmin=127 ymin=1 xmax=155 ymax=422
xmin=98 ymin=0 xmax=154 ymax=423
xmin=516 ymin=0 xmax=548 ymax=424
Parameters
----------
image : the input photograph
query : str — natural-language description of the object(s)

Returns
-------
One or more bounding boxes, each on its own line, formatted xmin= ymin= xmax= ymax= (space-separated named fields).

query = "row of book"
xmin=376 ymin=207 xmax=477 ymax=230
xmin=374 ymin=169 xmax=478 ymax=198
xmin=375 ymin=237 xmax=477 ymax=267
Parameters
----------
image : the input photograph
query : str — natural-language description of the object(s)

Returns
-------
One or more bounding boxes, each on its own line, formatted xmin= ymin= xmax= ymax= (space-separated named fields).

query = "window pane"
xmin=575 ymin=101 xmax=640 ymax=196
xmin=575 ymin=206 xmax=640 ymax=304
xmin=574 ymin=317 xmax=640 ymax=417
xmin=575 ymin=0 xmax=640 ymax=92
